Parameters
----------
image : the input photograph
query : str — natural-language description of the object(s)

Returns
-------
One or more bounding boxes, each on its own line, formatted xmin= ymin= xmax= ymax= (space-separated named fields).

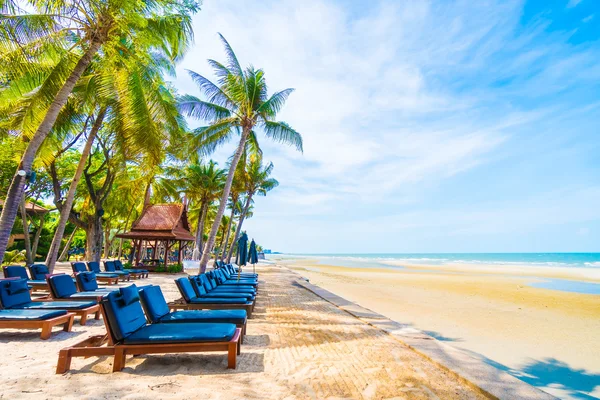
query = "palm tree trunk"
xmin=220 ymin=207 xmax=236 ymax=260
xmin=0 ymin=39 xmax=103 ymax=265
xmin=192 ymin=201 xmax=207 ymax=261
xmin=226 ymin=194 xmax=253 ymax=263
xmin=19 ymin=199 xmax=33 ymax=265
xmin=58 ymin=228 xmax=77 ymax=261
xmin=45 ymin=107 xmax=107 ymax=272
xmin=31 ymin=215 xmax=45 ymax=259
xmin=199 ymin=128 xmax=250 ymax=272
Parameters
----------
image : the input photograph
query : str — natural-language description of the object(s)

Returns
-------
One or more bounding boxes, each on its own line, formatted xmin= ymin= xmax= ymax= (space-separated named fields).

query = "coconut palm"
xmin=226 ymin=156 xmax=278 ymax=262
xmin=0 ymin=0 xmax=198 ymax=264
xmin=180 ymin=34 xmax=303 ymax=271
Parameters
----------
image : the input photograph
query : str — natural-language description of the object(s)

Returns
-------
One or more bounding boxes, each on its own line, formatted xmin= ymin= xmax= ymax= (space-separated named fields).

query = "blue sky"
xmin=171 ymin=0 xmax=600 ymax=253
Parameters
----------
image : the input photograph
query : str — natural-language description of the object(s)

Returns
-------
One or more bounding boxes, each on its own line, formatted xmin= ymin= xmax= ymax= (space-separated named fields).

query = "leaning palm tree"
xmin=180 ymin=34 xmax=303 ymax=271
xmin=226 ymin=155 xmax=278 ymax=262
xmin=0 ymin=0 xmax=198 ymax=264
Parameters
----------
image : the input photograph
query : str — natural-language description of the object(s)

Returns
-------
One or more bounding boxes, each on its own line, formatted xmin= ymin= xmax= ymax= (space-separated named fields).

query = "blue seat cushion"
xmin=49 ymin=274 xmax=78 ymax=298
xmin=96 ymin=273 xmax=120 ymax=278
xmin=159 ymin=310 xmax=247 ymax=325
xmin=102 ymin=287 xmax=147 ymax=342
xmin=4 ymin=266 xmax=29 ymax=280
xmin=66 ymin=292 xmax=107 ymax=299
xmin=203 ymin=292 xmax=254 ymax=301
xmin=189 ymin=297 xmax=250 ymax=304
xmin=71 ymin=262 xmax=88 ymax=273
xmin=87 ymin=261 xmax=101 ymax=273
xmin=209 ymin=286 xmax=255 ymax=294
xmin=0 ymin=279 xmax=32 ymax=308
xmin=77 ymin=272 xmax=99 ymax=291
xmin=16 ymin=300 xmax=97 ymax=310
xmin=120 ymin=285 xmax=139 ymax=305
xmin=29 ymin=264 xmax=50 ymax=280
xmin=0 ymin=309 xmax=67 ymax=321
xmin=123 ymin=322 xmax=236 ymax=344
xmin=138 ymin=286 xmax=170 ymax=323
xmin=27 ymin=280 xmax=48 ymax=287
xmin=175 ymin=278 xmax=199 ymax=303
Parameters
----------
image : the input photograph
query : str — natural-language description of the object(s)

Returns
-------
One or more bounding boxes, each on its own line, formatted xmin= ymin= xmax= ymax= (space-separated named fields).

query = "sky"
xmin=170 ymin=0 xmax=600 ymax=254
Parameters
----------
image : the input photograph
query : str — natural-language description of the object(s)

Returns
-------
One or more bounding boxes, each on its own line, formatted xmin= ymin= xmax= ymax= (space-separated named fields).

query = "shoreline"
xmin=273 ymin=257 xmax=600 ymax=399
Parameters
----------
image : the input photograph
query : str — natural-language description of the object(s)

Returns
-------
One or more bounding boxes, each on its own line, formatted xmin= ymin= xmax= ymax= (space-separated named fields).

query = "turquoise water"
xmin=277 ymin=253 xmax=600 ymax=269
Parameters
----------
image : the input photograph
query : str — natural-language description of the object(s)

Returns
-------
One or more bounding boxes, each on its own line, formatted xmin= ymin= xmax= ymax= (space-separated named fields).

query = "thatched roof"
xmin=116 ymin=204 xmax=194 ymax=241
xmin=0 ymin=199 xmax=49 ymax=215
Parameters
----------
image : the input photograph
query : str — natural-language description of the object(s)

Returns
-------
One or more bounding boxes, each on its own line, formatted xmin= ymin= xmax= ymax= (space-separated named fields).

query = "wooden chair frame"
xmin=0 ymin=312 xmax=75 ymax=339
xmin=56 ymin=305 xmax=241 ymax=373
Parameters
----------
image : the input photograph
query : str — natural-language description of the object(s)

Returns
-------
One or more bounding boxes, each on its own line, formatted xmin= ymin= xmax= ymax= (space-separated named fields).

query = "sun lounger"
xmin=199 ymin=273 xmax=256 ymax=294
xmin=0 ymin=309 xmax=75 ymax=339
xmin=87 ymin=261 xmax=128 ymax=282
xmin=218 ymin=267 xmax=259 ymax=284
xmin=174 ymin=278 xmax=253 ymax=317
xmin=139 ymin=285 xmax=247 ymax=342
xmin=0 ymin=278 xmax=99 ymax=325
xmin=75 ymin=272 xmax=118 ymax=294
xmin=56 ymin=285 xmax=241 ymax=373
xmin=208 ymin=270 xmax=258 ymax=288
xmin=104 ymin=260 xmax=138 ymax=280
xmin=47 ymin=274 xmax=109 ymax=301
xmin=223 ymin=262 xmax=258 ymax=278
xmin=72 ymin=262 xmax=119 ymax=285
xmin=3 ymin=266 xmax=48 ymax=292
xmin=189 ymin=276 xmax=255 ymax=302
xmin=114 ymin=260 xmax=148 ymax=278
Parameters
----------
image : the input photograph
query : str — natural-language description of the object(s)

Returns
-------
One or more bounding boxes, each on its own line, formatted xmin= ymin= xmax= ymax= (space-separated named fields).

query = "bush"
xmin=124 ymin=262 xmax=133 ymax=268
xmin=167 ymin=263 xmax=183 ymax=273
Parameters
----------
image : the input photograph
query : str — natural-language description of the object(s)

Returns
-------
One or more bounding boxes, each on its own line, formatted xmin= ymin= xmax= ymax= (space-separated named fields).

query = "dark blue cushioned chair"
xmin=206 ymin=271 xmax=255 ymax=290
xmin=138 ymin=285 xmax=247 ymax=341
xmin=223 ymin=263 xmax=257 ymax=278
xmin=208 ymin=270 xmax=257 ymax=289
xmin=74 ymin=262 xmax=119 ymax=285
xmin=214 ymin=269 xmax=257 ymax=284
xmin=3 ymin=266 xmax=47 ymax=290
xmin=47 ymin=274 xmax=109 ymax=301
xmin=75 ymin=272 xmax=117 ymax=293
xmin=175 ymin=278 xmax=249 ymax=305
xmin=28 ymin=264 xmax=50 ymax=280
xmin=114 ymin=260 xmax=148 ymax=277
xmin=0 ymin=309 xmax=66 ymax=320
xmin=0 ymin=308 xmax=73 ymax=340
xmin=103 ymin=261 xmax=130 ymax=280
xmin=199 ymin=274 xmax=255 ymax=295
xmin=86 ymin=261 xmax=124 ymax=281
xmin=189 ymin=276 xmax=254 ymax=302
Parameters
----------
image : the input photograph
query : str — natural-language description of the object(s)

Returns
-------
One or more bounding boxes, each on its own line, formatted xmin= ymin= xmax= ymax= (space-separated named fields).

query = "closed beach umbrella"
xmin=236 ymin=232 xmax=248 ymax=266
xmin=249 ymin=239 xmax=258 ymax=274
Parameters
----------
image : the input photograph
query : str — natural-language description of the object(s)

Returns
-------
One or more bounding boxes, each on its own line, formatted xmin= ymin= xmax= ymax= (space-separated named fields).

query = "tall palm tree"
xmin=177 ymin=161 xmax=226 ymax=260
xmin=0 ymin=0 xmax=198 ymax=264
xmin=180 ymin=34 xmax=303 ymax=271
xmin=226 ymin=156 xmax=278 ymax=262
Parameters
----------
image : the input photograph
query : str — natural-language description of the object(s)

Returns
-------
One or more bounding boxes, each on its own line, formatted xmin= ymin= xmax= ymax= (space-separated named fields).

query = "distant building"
xmin=263 ymin=249 xmax=272 ymax=254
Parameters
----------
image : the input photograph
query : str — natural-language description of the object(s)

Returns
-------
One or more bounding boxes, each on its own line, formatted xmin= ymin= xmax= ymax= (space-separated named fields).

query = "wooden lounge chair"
xmin=72 ymin=262 xmax=119 ymax=285
xmin=114 ymin=260 xmax=148 ymax=278
xmin=0 ymin=309 xmax=75 ymax=340
xmin=47 ymin=274 xmax=109 ymax=302
xmin=3 ymin=266 xmax=48 ymax=292
xmin=139 ymin=285 xmax=247 ymax=343
xmin=198 ymin=273 xmax=256 ymax=295
xmin=104 ymin=260 xmax=138 ymax=280
xmin=174 ymin=278 xmax=253 ymax=318
xmin=56 ymin=285 xmax=241 ymax=373
xmin=75 ymin=272 xmax=119 ymax=294
xmin=0 ymin=278 xmax=100 ymax=326
xmin=189 ymin=276 xmax=255 ymax=303
xmin=87 ymin=261 xmax=129 ymax=282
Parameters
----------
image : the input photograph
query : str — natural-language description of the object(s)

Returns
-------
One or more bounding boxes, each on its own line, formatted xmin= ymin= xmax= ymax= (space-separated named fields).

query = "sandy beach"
xmin=276 ymin=258 xmax=600 ymax=400
xmin=0 ymin=263 xmax=491 ymax=399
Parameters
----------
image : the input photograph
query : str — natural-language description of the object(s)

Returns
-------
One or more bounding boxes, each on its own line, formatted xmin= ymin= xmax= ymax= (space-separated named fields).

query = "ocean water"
xmin=274 ymin=253 xmax=600 ymax=269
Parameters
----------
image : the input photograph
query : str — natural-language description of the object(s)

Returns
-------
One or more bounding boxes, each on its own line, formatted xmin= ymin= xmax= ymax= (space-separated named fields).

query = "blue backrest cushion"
xmin=0 ymin=279 xmax=32 ymax=308
xmin=4 ymin=266 xmax=29 ymax=280
xmin=215 ymin=270 xmax=226 ymax=284
xmin=189 ymin=276 xmax=207 ymax=296
xmin=120 ymin=285 xmax=139 ymax=305
xmin=221 ymin=268 xmax=232 ymax=279
xmin=29 ymin=264 xmax=49 ymax=280
xmin=71 ymin=262 xmax=87 ymax=273
xmin=87 ymin=261 xmax=100 ymax=273
xmin=77 ymin=272 xmax=98 ymax=291
xmin=102 ymin=286 xmax=146 ymax=342
xmin=49 ymin=274 xmax=77 ymax=298
xmin=199 ymin=274 xmax=213 ymax=291
xmin=114 ymin=260 xmax=124 ymax=271
xmin=175 ymin=278 xmax=197 ymax=302
xmin=104 ymin=261 xmax=116 ymax=272
xmin=139 ymin=286 xmax=169 ymax=322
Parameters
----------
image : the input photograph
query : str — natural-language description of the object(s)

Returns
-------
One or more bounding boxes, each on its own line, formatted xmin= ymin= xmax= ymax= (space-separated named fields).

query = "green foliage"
xmin=168 ymin=263 xmax=183 ymax=273
xmin=1 ymin=249 xmax=26 ymax=266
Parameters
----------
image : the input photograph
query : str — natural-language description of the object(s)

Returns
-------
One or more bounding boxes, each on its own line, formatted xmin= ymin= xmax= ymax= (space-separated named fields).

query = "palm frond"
xmin=178 ymin=94 xmax=231 ymax=121
xmin=262 ymin=121 xmax=303 ymax=152
xmin=217 ymin=33 xmax=244 ymax=79
xmin=186 ymin=69 xmax=234 ymax=109
xmin=190 ymin=117 xmax=238 ymax=157
xmin=257 ymin=88 xmax=294 ymax=119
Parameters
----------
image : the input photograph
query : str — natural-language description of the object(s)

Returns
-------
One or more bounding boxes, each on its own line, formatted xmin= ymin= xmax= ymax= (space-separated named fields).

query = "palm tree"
xmin=0 ymin=0 xmax=198 ymax=264
xmin=180 ymin=34 xmax=303 ymax=271
xmin=177 ymin=161 xmax=226 ymax=260
xmin=226 ymin=156 xmax=278 ymax=262
xmin=220 ymin=197 xmax=244 ymax=261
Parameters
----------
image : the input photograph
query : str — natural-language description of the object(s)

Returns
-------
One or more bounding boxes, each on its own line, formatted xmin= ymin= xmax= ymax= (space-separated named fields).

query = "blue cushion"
xmin=188 ymin=297 xmax=250 ymax=304
xmin=28 ymin=264 xmax=49 ymax=280
xmin=87 ymin=261 xmax=101 ymax=273
xmin=101 ymin=289 xmax=147 ymax=342
xmin=0 ymin=279 xmax=32 ymax=308
xmin=7 ymin=279 xmax=29 ymax=295
xmin=123 ymin=322 xmax=236 ymax=345
xmin=202 ymin=292 xmax=254 ymax=301
xmin=199 ymin=274 xmax=215 ymax=290
xmin=18 ymin=300 xmax=97 ymax=310
xmin=0 ymin=309 xmax=67 ymax=321
xmin=120 ymin=285 xmax=139 ymax=306
xmin=4 ymin=266 xmax=29 ymax=280
xmin=104 ymin=261 xmax=116 ymax=272
xmin=158 ymin=309 xmax=247 ymax=324
xmin=175 ymin=278 xmax=198 ymax=302
xmin=49 ymin=274 xmax=78 ymax=298
xmin=138 ymin=286 xmax=170 ymax=323
xmin=71 ymin=262 xmax=88 ymax=274
xmin=77 ymin=272 xmax=99 ymax=291
xmin=208 ymin=285 xmax=255 ymax=294
xmin=189 ymin=276 xmax=208 ymax=296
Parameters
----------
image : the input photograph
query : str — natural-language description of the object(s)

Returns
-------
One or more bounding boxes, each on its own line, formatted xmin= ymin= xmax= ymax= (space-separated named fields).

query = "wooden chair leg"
xmin=113 ymin=348 xmax=125 ymax=372
xmin=40 ymin=322 xmax=52 ymax=340
xmin=79 ymin=312 xmax=88 ymax=326
xmin=94 ymin=310 xmax=101 ymax=320
xmin=64 ymin=315 xmax=74 ymax=332
xmin=228 ymin=342 xmax=237 ymax=369
xmin=56 ymin=349 xmax=71 ymax=374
